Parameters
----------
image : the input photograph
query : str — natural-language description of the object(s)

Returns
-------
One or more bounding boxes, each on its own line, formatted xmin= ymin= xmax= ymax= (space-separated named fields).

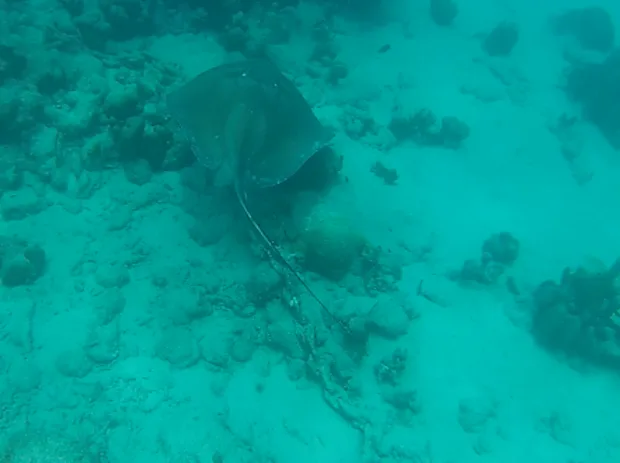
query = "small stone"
xmin=155 ymin=327 xmax=200 ymax=368
xmin=124 ymin=158 xmax=153 ymax=185
xmin=93 ymin=288 xmax=126 ymax=324
xmin=85 ymin=323 xmax=120 ymax=365
xmin=229 ymin=336 xmax=256 ymax=363
xmin=55 ymin=349 xmax=93 ymax=378
xmin=177 ymin=293 xmax=213 ymax=324
xmin=0 ymin=238 xmax=46 ymax=286
xmin=1 ymin=187 xmax=42 ymax=220
xmin=24 ymin=245 xmax=46 ymax=275
xmin=95 ymin=263 xmax=130 ymax=288
xmin=286 ymin=358 xmax=306 ymax=381
xmin=107 ymin=206 xmax=132 ymax=231
xmin=367 ymin=294 xmax=414 ymax=339
xmin=103 ymin=84 xmax=140 ymax=119
xmin=458 ymin=396 xmax=496 ymax=434
xmin=3 ymin=256 xmax=39 ymax=287
xmin=188 ymin=215 xmax=232 ymax=247
xmin=483 ymin=22 xmax=519 ymax=57
xmin=199 ymin=333 xmax=231 ymax=369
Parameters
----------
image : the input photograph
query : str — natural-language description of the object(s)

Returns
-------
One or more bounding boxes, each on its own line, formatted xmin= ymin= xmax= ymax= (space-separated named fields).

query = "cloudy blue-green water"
xmin=0 ymin=0 xmax=619 ymax=462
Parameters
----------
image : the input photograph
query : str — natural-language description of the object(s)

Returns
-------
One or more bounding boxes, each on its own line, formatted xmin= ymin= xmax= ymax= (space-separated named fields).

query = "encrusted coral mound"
xmin=532 ymin=257 xmax=620 ymax=368
xmin=0 ymin=237 xmax=46 ymax=287
xmin=298 ymin=207 xmax=366 ymax=281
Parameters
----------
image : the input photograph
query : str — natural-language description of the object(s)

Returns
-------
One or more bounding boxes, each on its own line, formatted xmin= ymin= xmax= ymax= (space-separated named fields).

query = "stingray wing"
xmin=167 ymin=60 xmax=330 ymax=188
xmin=167 ymin=64 xmax=244 ymax=171
xmin=238 ymin=60 xmax=331 ymax=188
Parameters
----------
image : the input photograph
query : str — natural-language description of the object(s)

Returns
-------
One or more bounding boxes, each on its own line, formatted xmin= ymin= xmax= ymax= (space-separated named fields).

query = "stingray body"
xmin=167 ymin=59 xmax=332 ymax=313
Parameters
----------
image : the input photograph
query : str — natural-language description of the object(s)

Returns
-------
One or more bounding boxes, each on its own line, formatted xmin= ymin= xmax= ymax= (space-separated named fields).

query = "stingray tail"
xmin=234 ymin=183 xmax=332 ymax=316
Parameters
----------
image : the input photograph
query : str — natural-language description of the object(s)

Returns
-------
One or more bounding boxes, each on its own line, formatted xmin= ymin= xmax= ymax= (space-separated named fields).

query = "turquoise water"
xmin=0 ymin=0 xmax=619 ymax=462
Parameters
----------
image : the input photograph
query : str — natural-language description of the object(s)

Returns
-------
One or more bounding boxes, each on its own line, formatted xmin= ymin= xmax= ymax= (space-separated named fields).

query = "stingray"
xmin=167 ymin=59 xmax=333 ymax=314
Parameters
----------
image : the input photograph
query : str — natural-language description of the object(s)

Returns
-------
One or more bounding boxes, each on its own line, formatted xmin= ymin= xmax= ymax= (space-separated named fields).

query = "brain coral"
xmin=298 ymin=208 xmax=366 ymax=281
